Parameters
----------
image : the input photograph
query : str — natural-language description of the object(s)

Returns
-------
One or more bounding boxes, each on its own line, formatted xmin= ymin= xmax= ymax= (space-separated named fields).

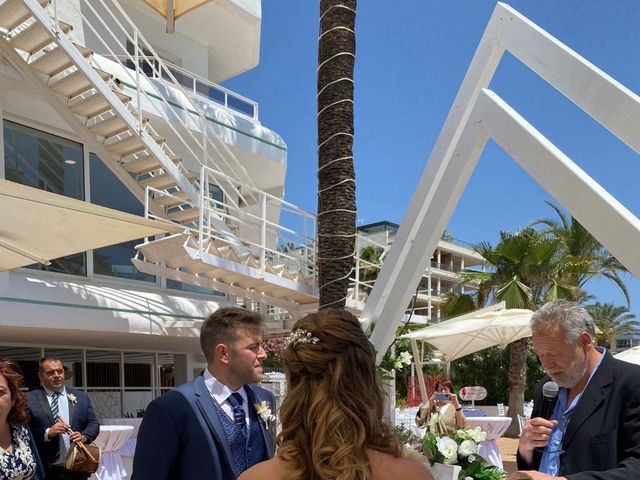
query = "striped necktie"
xmin=51 ymin=391 xmax=62 ymax=421
xmin=228 ymin=392 xmax=248 ymax=436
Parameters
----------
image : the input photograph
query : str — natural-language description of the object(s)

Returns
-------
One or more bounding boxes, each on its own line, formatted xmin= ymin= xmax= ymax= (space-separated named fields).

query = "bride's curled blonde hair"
xmin=277 ymin=309 xmax=401 ymax=480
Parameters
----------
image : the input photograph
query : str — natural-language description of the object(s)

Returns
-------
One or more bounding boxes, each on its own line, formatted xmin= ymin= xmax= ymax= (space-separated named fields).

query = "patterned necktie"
xmin=51 ymin=391 xmax=62 ymax=421
xmin=228 ymin=392 xmax=248 ymax=436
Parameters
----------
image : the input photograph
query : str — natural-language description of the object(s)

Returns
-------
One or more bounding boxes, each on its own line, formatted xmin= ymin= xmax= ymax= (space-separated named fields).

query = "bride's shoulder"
xmin=367 ymin=449 xmax=434 ymax=480
xmin=237 ymin=459 xmax=281 ymax=480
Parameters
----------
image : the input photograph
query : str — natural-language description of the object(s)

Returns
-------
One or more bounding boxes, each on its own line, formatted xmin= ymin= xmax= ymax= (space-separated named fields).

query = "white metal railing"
xmin=104 ymin=54 xmax=258 ymax=120
xmin=40 ymin=0 xmax=263 ymax=212
xmin=142 ymin=164 xmax=318 ymax=283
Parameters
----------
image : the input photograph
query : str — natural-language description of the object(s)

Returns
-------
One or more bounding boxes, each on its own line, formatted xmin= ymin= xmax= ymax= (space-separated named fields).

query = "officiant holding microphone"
xmin=512 ymin=300 xmax=640 ymax=480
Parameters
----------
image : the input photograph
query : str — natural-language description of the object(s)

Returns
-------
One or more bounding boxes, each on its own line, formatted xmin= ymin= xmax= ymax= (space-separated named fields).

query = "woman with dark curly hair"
xmin=239 ymin=309 xmax=432 ymax=480
xmin=0 ymin=360 xmax=45 ymax=480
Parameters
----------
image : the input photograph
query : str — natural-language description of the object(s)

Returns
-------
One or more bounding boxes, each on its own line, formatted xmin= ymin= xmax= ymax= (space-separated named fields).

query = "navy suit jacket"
xmin=517 ymin=351 xmax=640 ymax=479
xmin=27 ymin=387 xmax=100 ymax=471
xmin=132 ymin=376 xmax=276 ymax=480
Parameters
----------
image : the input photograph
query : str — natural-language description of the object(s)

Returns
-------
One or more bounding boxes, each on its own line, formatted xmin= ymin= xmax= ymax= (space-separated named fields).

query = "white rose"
xmin=457 ymin=440 xmax=477 ymax=457
xmin=469 ymin=426 xmax=487 ymax=442
xmin=436 ymin=437 xmax=458 ymax=464
xmin=467 ymin=455 xmax=476 ymax=463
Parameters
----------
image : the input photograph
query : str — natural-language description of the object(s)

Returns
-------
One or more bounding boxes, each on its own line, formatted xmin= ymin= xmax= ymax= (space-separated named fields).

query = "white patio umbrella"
xmin=614 ymin=346 xmax=640 ymax=365
xmin=401 ymin=303 xmax=534 ymax=362
xmin=399 ymin=302 xmax=533 ymax=402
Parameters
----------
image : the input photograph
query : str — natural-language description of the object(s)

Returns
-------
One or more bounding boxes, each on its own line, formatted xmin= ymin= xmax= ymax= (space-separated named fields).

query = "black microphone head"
xmin=542 ymin=381 xmax=559 ymax=399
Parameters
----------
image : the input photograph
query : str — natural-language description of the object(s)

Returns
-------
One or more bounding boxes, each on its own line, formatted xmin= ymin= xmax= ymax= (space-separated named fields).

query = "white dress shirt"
xmin=203 ymin=368 xmax=250 ymax=427
xmin=43 ymin=386 xmax=70 ymax=449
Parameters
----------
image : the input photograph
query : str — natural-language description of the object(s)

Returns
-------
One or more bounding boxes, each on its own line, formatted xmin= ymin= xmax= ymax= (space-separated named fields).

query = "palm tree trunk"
xmin=505 ymin=337 xmax=528 ymax=437
xmin=317 ymin=0 xmax=357 ymax=309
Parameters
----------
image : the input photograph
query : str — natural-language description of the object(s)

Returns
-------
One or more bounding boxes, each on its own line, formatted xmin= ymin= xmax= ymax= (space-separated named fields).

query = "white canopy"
xmin=614 ymin=346 xmax=640 ymax=365
xmin=0 ymin=179 xmax=181 ymax=271
xmin=400 ymin=303 xmax=533 ymax=403
xmin=401 ymin=303 xmax=533 ymax=362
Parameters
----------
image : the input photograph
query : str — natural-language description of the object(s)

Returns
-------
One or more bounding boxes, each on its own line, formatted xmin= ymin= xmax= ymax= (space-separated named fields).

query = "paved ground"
xmin=497 ymin=436 xmax=520 ymax=474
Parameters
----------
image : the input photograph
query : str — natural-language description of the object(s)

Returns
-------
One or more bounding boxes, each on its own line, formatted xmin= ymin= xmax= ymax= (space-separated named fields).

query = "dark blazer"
xmin=131 ymin=376 xmax=276 ymax=480
xmin=27 ymin=387 xmax=100 ymax=478
xmin=517 ymin=350 xmax=640 ymax=479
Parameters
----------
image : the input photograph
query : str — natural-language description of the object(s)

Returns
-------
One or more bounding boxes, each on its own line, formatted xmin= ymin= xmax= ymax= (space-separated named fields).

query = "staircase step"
xmin=153 ymin=190 xmax=190 ymax=207
xmin=68 ymin=89 xmax=131 ymax=118
xmin=10 ymin=19 xmax=72 ymax=54
xmin=139 ymin=173 xmax=179 ymax=190
xmin=0 ymin=0 xmax=49 ymax=32
xmin=89 ymin=114 xmax=146 ymax=139
xmin=123 ymin=153 xmax=181 ymax=175
xmin=168 ymin=207 xmax=200 ymax=224
xmin=50 ymin=67 xmax=112 ymax=98
xmin=30 ymin=43 xmax=92 ymax=77
xmin=105 ymin=133 xmax=165 ymax=157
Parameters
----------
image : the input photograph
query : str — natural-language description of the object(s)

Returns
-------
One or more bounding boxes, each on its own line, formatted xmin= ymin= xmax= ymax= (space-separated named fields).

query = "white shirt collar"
xmin=202 ymin=367 xmax=248 ymax=406
xmin=43 ymin=385 xmax=66 ymax=397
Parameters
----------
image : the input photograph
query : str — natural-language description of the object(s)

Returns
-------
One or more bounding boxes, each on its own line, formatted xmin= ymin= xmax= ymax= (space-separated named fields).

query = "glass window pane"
xmin=90 ymin=154 xmax=155 ymax=282
xmin=0 ymin=347 xmax=41 ymax=390
xmin=3 ymin=120 xmax=86 ymax=275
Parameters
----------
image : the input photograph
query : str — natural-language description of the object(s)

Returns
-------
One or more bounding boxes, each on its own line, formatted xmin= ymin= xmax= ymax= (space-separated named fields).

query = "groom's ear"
xmin=215 ymin=343 xmax=230 ymax=364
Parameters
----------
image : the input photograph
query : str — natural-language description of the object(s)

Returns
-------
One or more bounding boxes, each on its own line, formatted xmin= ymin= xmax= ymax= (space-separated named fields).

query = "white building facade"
xmin=357 ymin=221 xmax=485 ymax=322
xmin=0 ymin=0 xmax=307 ymax=417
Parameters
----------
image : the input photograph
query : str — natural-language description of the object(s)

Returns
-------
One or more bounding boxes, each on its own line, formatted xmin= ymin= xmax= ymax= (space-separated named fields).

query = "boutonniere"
xmin=254 ymin=401 xmax=275 ymax=426
xmin=67 ymin=393 xmax=77 ymax=405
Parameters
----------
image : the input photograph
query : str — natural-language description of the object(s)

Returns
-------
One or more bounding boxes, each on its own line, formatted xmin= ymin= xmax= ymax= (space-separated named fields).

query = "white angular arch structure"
xmin=364 ymin=2 xmax=640 ymax=358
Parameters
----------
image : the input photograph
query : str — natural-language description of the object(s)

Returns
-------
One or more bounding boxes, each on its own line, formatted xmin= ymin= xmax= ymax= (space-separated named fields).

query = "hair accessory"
xmin=285 ymin=329 xmax=320 ymax=348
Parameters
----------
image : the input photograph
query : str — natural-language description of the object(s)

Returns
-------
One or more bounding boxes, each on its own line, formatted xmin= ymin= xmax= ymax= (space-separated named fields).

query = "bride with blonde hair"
xmin=239 ymin=309 xmax=432 ymax=480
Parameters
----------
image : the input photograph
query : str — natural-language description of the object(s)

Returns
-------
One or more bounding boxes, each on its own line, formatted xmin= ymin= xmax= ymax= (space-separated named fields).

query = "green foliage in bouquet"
xmin=422 ymin=427 xmax=506 ymax=480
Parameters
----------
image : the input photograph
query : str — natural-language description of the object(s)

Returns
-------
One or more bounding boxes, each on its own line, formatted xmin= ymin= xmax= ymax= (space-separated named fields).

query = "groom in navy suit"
xmin=28 ymin=356 xmax=100 ymax=480
xmin=132 ymin=307 xmax=276 ymax=480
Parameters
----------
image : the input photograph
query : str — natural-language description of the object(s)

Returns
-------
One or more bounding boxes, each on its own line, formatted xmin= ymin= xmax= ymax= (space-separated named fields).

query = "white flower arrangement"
xmin=254 ymin=401 xmax=276 ymax=426
xmin=67 ymin=393 xmax=77 ymax=405
xmin=423 ymin=427 xmax=505 ymax=479
xmin=393 ymin=351 xmax=413 ymax=370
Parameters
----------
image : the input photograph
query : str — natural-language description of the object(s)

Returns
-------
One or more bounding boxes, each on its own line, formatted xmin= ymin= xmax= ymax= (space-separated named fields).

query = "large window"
xmin=3 ymin=120 xmax=86 ymax=275
xmin=90 ymin=154 xmax=155 ymax=282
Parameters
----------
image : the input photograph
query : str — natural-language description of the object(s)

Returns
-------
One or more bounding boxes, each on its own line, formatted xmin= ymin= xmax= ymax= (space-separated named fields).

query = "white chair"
xmin=497 ymin=403 xmax=506 ymax=416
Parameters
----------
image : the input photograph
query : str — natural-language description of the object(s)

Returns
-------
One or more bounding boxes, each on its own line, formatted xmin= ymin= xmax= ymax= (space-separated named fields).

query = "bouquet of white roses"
xmin=422 ymin=427 xmax=505 ymax=480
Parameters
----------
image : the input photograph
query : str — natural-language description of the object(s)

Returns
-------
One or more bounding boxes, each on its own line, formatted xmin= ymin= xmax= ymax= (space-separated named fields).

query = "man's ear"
xmin=215 ymin=343 xmax=231 ymax=365
xmin=579 ymin=331 xmax=593 ymax=349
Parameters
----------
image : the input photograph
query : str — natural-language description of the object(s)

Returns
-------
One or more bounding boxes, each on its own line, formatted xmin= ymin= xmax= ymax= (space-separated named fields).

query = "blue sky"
xmin=225 ymin=0 xmax=640 ymax=313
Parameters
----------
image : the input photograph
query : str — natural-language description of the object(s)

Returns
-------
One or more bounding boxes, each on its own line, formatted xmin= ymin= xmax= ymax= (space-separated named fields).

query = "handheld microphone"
xmin=540 ymin=381 xmax=559 ymax=420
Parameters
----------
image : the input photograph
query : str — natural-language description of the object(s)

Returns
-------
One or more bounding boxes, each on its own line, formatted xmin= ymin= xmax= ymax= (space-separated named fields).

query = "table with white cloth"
xmin=466 ymin=416 xmax=512 ymax=469
xmin=90 ymin=425 xmax=135 ymax=480
xmin=101 ymin=418 xmax=143 ymax=457
xmin=100 ymin=418 xmax=143 ymax=478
